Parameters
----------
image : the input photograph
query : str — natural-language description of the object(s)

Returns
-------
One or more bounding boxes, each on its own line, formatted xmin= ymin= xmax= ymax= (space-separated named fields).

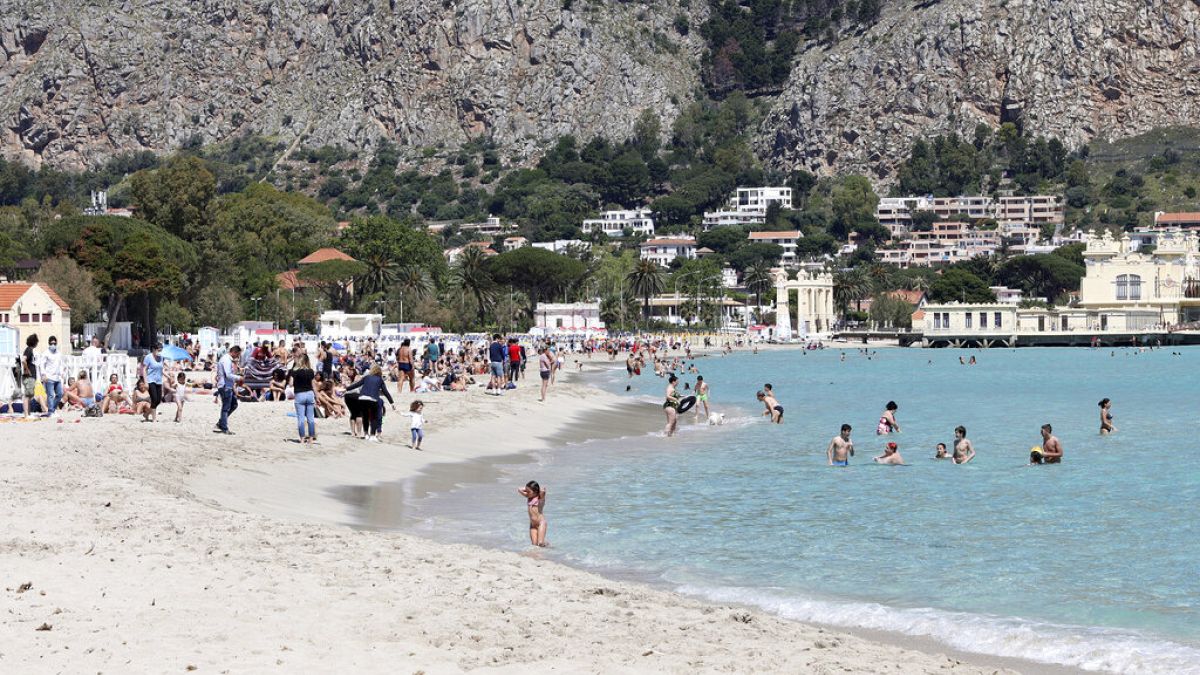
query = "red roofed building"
xmin=277 ymin=248 xmax=357 ymax=292
xmin=1154 ymin=212 xmax=1200 ymax=229
xmin=639 ymin=236 xmax=697 ymax=267
xmin=0 ymin=282 xmax=72 ymax=349
xmin=298 ymin=248 xmax=355 ymax=265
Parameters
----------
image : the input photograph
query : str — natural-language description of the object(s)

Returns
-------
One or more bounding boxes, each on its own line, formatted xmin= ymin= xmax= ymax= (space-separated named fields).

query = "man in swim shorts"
xmin=827 ymin=424 xmax=854 ymax=466
xmin=695 ymin=375 xmax=710 ymax=419
xmin=757 ymin=390 xmax=783 ymax=424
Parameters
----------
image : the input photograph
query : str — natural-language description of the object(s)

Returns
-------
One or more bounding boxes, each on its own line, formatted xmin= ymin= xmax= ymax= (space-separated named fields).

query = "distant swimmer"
xmin=934 ymin=442 xmax=951 ymax=460
xmin=876 ymin=400 xmax=900 ymax=435
xmin=1040 ymin=424 xmax=1063 ymax=463
xmin=695 ymin=375 xmax=710 ymax=419
xmin=874 ymin=441 xmax=904 ymax=465
xmin=827 ymin=424 xmax=854 ymax=466
xmin=757 ymin=389 xmax=783 ymax=424
xmin=952 ymin=426 xmax=975 ymax=464
xmin=1099 ymin=398 xmax=1116 ymax=435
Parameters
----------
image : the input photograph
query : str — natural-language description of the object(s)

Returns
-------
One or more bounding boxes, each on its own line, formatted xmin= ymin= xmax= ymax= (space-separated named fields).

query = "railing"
xmin=0 ymin=353 xmax=137 ymax=401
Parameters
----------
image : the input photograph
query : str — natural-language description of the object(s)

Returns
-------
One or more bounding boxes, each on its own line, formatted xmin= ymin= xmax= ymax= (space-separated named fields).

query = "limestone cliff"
xmin=0 ymin=0 xmax=702 ymax=169
xmin=759 ymin=0 xmax=1200 ymax=180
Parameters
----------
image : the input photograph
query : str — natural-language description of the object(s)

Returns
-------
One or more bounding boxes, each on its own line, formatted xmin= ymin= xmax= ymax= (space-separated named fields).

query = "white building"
xmin=640 ymin=236 xmax=697 ymax=267
xmin=721 ymin=266 xmax=739 ymax=289
xmin=876 ymin=194 xmax=1063 ymax=238
xmin=581 ymin=209 xmax=654 ymax=237
xmin=747 ymin=230 xmax=805 ymax=266
xmin=531 ymin=239 xmax=589 ymax=254
xmin=989 ymin=286 xmax=1025 ymax=305
xmin=702 ymin=186 xmax=793 ymax=230
xmin=318 ymin=312 xmax=383 ymax=338
xmin=532 ymin=302 xmax=606 ymax=333
xmin=503 ymin=236 xmax=529 ymax=251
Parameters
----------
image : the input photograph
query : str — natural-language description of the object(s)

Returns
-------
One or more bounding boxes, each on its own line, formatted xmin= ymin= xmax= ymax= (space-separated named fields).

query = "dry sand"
xmin=2 ymin=359 xmax=1018 ymax=673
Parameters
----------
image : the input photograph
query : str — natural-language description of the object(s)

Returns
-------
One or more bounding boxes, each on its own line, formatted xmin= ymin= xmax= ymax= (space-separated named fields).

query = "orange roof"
xmin=298 ymin=248 xmax=355 ymax=264
xmin=275 ymin=270 xmax=313 ymax=291
xmin=641 ymin=238 xmax=696 ymax=246
xmin=748 ymin=230 xmax=802 ymax=240
xmin=911 ymin=309 xmax=926 ymax=321
xmin=0 ymin=282 xmax=70 ymax=310
xmin=1155 ymin=212 xmax=1200 ymax=223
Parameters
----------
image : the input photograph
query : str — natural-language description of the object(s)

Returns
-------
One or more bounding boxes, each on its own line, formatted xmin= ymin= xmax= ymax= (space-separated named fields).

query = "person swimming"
xmin=934 ymin=442 xmax=950 ymax=460
xmin=1099 ymin=398 xmax=1115 ymax=435
xmin=827 ymin=424 xmax=854 ymax=466
xmin=874 ymin=441 xmax=904 ymax=465
xmin=876 ymin=400 xmax=900 ymax=435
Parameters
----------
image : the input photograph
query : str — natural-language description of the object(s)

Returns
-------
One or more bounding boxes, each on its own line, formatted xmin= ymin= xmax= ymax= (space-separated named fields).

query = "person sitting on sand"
xmin=827 ymin=424 xmax=854 ymax=466
xmin=952 ymin=426 xmax=975 ymax=464
xmin=1040 ymin=424 xmax=1063 ymax=463
xmin=268 ymin=368 xmax=288 ymax=401
xmin=933 ymin=442 xmax=951 ymax=460
xmin=1099 ymin=398 xmax=1115 ymax=435
xmin=132 ymin=378 xmax=153 ymax=420
xmin=518 ymin=480 xmax=548 ymax=547
xmin=65 ymin=370 xmax=97 ymax=409
xmin=101 ymin=373 xmax=130 ymax=414
xmin=874 ymin=441 xmax=904 ymax=465
xmin=757 ymin=390 xmax=783 ymax=424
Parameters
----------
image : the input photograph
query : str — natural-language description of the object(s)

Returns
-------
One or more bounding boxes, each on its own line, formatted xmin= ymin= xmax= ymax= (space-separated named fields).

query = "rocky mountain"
xmin=4 ymin=0 xmax=1200 ymax=182
xmin=759 ymin=0 xmax=1200 ymax=181
xmin=0 ymin=0 xmax=702 ymax=170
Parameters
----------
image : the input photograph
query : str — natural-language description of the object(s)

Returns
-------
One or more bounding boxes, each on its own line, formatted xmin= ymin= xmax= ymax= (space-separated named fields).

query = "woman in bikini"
xmin=517 ymin=480 xmax=548 ymax=547
xmin=1099 ymin=398 xmax=1116 ymax=435
xmin=102 ymin=373 xmax=129 ymax=414
xmin=876 ymin=400 xmax=900 ymax=435
xmin=132 ymin=378 xmax=153 ymax=420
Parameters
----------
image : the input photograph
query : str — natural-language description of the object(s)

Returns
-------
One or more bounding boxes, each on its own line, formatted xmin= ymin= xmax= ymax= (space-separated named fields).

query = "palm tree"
xmin=833 ymin=267 xmax=872 ymax=317
xmin=905 ymin=275 xmax=931 ymax=292
xmin=358 ymin=253 xmax=399 ymax=298
xmin=628 ymin=259 xmax=665 ymax=323
xmin=867 ymin=263 xmax=892 ymax=293
xmin=743 ymin=262 xmax=774 ymax=322
xmin=393 ymin=265 xmax=433 ymax=322
xmin=452 ymin=246 xmax=495 ymax=328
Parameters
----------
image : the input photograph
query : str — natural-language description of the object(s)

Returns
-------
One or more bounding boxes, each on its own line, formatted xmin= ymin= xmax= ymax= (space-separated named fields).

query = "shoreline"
xmin=0 ymin=350 xmax=1067 ymax=673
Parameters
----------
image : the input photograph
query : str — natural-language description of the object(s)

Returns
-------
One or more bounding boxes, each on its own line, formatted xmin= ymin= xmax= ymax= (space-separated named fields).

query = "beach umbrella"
xmin=332 ymin=342 xmax=347 ymax=350
xmin=161 ymin=344 xmax=192 ymax=361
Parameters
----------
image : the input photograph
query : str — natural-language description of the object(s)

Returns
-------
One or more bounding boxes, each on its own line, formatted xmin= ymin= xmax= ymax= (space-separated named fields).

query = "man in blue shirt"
xmin=487 ymin=334 xmax=506 ymax=395
xmin=214 ymin=345 xmax=242 ymax=434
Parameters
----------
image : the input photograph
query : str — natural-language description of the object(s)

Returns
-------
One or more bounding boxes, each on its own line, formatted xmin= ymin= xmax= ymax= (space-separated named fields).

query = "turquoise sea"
xmin=346 ymin=347 xmax=1200 ymax=673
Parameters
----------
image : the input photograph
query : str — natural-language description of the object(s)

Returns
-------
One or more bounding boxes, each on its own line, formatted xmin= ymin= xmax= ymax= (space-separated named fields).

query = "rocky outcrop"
xmin=0 ymin=0 xmax=702 ymax=170
xmin=759 ymin=0 xmax=1200 ymax=181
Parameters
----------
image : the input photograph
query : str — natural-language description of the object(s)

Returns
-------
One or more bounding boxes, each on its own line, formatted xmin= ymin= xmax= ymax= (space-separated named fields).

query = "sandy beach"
xmin=2 ymin=360 xmax=1025 ymax=674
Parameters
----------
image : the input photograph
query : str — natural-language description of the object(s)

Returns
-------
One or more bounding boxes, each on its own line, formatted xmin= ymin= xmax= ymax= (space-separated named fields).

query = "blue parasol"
xmin=161 ymin=344 xmax=192 ymax=361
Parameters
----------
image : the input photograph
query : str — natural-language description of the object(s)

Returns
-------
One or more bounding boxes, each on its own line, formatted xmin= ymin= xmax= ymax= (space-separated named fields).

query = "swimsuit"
xmin=876 ymin=415 xmax=891 ymax=434
xmin=773 ymin=405 xmax=783 ymax=413
xmin=832 ymin=460 xmax=848 ymax=467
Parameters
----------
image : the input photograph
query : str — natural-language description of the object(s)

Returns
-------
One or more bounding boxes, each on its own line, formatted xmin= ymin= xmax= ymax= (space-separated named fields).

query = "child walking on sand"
xmin=517 ymin=480 xmax=548 ymax=547
xmin=171 ymin=372 xmax=188 ymax=422
xmin=409 ymin=400 xmax=425 ymax=450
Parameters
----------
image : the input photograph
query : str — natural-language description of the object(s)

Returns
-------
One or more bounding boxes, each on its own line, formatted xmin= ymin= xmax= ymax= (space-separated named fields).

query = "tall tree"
xmin=743 ymin=261 xmax=774 ymax=320
xmin=451 ymin=246 xmax=496 ymax=328
xmin=129 ymin=156 xmax=216 ymax=240
xmin=32 ymin=256 xmax=100 ymax=332
xmin=628 ymin=259 xmax=665 ymax=321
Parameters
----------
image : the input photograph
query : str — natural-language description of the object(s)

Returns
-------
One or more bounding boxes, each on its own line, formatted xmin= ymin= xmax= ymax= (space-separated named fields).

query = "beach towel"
xmin=243 ymin=357 xmax=279 ymax=390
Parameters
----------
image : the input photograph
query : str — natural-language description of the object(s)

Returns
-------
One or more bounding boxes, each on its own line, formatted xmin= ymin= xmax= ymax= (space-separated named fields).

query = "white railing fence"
xmin=0 ymin=353 xmax=138 ymax=402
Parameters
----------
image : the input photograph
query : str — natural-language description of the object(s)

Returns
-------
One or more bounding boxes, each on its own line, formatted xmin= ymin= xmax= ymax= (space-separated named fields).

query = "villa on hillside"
xmin=702 ymin=187 xmax=793 ymax=230
xmin=747 ymin=230 xmax=804 ymax=266
xmin=640 ymin=236 xmax=698 ymax=267
xmin=581 ymin=209 xmax=655 ymax=238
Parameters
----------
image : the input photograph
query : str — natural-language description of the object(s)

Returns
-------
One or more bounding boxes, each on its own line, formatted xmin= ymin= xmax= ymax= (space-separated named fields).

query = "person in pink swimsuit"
xmin=518 ymin=480 xmax=548 ymax=547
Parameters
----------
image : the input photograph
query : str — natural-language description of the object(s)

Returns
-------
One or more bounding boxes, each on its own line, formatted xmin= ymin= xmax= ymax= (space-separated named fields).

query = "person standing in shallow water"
xmin=952 ymin=425 xmax=975 ymax=464
xmin=827 ymin=424 xmax=854 ymax=466
xmin=518 ymin=480 xmax=548 ymax=547
xmin=663 ymin=374 xmax=681 ymax=437
xmin=1041 ymin=424 xmax=1064 ymax=463
xmin=1099 ymin=398 xmax=1116 ymax=435
xmin=877 ymin=400 xmax=900 ymax=435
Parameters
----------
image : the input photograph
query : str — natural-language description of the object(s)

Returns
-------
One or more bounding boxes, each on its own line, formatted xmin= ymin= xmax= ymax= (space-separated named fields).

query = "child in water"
xmin=517 ymin=480 xmax=548 ymax=547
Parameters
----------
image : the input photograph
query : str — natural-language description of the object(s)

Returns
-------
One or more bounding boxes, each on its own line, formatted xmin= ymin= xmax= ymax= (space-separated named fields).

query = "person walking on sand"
xmin=214 ymin=345 xmax=241 ymax=434
xmin=1040 ymin=424 xmax=1064 ymax=463
xmin=952 ymin=425 xmax=975 ymax=464
xmin=409 ymin=400 xmax=425 ymax=450
xmin=538 ymin=346 xmax=553 ymax=402
xmin=39 ymin=335 xmax=65 ymax=417
xmin=142 ymin=343 xmax=164 ymax=422
xmin=827 ymin=424 xmax=855 ymax=466
xmin=290 ymin=354 xmax=317 ymax=444
xmin=518 ymin=480 xmax=548 ymax=547
xmin=663 ymin=374 xmax=682 ymax=437
xmin=1099 ymin=398 xmax=1116 ymax=435
xmin=695 ymin=375 xmax=710 ymax=419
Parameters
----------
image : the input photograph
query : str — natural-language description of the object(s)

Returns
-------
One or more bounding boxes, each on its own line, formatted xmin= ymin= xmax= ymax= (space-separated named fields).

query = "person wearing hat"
xmin=874 ymin=441 xmax=905 ymax=465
